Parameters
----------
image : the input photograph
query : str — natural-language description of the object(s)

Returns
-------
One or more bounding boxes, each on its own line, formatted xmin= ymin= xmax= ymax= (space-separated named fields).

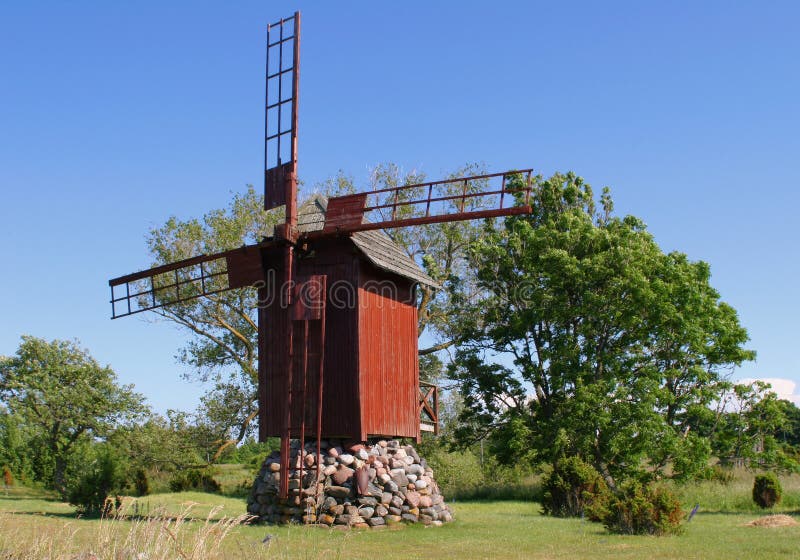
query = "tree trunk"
xmin=53 ymin=455 xmax=68 ymax=500
xmin=593 ymin=437 xmax=617 ymax=493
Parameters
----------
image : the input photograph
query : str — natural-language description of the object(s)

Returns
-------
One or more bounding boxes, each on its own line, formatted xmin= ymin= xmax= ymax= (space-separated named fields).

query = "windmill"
xmin=109 ymin=11 xmax=533 ymax=501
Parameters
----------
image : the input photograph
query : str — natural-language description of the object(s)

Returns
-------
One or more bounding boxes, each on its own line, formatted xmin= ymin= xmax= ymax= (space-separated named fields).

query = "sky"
xmin=1 ymin=0 xmax=799 ymax=413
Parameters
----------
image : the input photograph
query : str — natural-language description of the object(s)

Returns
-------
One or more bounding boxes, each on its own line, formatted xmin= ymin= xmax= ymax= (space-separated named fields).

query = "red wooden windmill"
xmin=109 ymin=11 xmax=533 ymax=499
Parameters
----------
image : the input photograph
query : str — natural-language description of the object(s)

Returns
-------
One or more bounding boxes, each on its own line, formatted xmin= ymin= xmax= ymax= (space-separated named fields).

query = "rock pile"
xmin=247 ymin=439 xmax=453 ymax=527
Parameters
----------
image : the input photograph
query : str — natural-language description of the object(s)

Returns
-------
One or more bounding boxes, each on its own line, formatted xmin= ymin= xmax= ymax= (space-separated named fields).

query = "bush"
xmin=542 ymin=456 xmax=609 ymax=519
xmin=596 ymin=482 xmax=684 ymax=535
xmin=67 ymin=447 xmax=126 ymax=516
xmin=169 ymin=469 xmax=221 ymax=493
xmin=2 ymin=465 xmax=13 ymax=487
xmin=752 ymin=473 xmax=782 ymax=508
xmin=133 ymin=468 xmax=150 ymax=496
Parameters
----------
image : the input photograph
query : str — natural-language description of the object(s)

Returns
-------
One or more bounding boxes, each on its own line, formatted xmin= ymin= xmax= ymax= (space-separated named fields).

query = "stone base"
xmin=247 ymin=439 xmax=453 ymax=527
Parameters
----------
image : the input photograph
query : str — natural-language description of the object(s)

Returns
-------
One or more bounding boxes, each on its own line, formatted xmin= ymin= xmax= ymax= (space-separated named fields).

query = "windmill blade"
xmin=264 ymin=12 xmax=300 ymax=214
xmin=108 ymin=242 xmax=274 ymax=319
xmin=315 ymin=169 xmax=534 ymax=235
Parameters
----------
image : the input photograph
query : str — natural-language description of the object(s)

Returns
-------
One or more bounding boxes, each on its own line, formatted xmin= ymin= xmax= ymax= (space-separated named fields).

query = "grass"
xmin=1 ymin=467 xmax=799 ymax=559
xmin=670 ymin=470 xmax=800 ymax=513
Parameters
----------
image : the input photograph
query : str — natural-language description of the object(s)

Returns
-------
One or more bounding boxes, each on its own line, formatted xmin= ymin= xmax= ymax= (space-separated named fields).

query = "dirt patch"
xmin=745 ymin=514 xmax=799 ymax=528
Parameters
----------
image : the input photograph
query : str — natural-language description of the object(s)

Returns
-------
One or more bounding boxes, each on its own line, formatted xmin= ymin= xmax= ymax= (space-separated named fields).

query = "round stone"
xmin=339 ymin=454 xmax=355 ymax=466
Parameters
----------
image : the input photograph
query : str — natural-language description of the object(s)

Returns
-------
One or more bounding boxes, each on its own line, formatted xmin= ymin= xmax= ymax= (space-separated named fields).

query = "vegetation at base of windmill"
xmin=753 ymin=472 xmax=782 ymax=508
xmin=217 ymin=437 xmax=280 ymax=471
xmin=447 ymin=171 xmax=760 ymax=491
xmin=416 ymin=434 xmax=543 ymax=501
xmin=0 ymin=336 xmax=148 ymax=499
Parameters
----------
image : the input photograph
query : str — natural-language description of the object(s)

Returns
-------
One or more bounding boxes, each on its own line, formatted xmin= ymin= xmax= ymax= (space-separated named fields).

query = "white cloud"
xmin=736 ymin=377 xmax=800 ymax=406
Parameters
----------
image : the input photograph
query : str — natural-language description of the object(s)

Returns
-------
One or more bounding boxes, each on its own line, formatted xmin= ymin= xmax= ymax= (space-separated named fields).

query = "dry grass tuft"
xmin=745 ymin=514 xmax=799 ymax=528
xmin=0 ymin=500 xmax=264 ymax=560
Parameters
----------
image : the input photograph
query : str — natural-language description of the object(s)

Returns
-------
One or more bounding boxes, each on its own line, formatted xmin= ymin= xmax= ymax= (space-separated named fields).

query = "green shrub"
xmin=169 ymin=469 xmax=221 ymax=493
xmin=542 ymin=456 xmax=609 ymax=519
xmin=424 ymin=449 xmax=485 ymax=495
xmin=752 ymin=473 xmax=782 ymax=508
xmin=133 ymin=468 xmax=150 ymax=496
xmin=596 ymin=482 xmax=684 ymax=535
xmin=66 ymin=447 xmax=126 ymax=516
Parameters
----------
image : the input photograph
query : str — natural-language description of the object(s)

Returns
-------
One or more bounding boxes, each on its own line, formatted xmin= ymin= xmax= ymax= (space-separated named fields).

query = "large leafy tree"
xmin=0 ymin=336 xmax=146 ymax=497
xmin=449 ymin=172 xmax=754 ymax=487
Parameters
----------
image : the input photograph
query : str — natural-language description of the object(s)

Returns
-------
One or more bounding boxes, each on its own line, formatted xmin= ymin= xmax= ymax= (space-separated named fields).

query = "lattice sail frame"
xmin=314 ymin=169 xmax=533 ymax=235
xmin=264 ymin=12 xmax=300 ymax=212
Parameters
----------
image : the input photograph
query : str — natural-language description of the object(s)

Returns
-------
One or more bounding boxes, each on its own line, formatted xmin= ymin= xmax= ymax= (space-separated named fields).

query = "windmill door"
xmin=287 ymin=275 xmax=326 ymax=438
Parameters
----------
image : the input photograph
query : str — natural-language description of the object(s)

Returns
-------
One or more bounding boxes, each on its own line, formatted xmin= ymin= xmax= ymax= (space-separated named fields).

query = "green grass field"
xmin=1 ymin=469 xmax=799 ymax=559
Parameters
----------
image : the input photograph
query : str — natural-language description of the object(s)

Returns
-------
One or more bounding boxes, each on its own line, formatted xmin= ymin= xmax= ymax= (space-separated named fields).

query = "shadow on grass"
xmin=0 ymin=494 xmax=57 ymax=502
xmin=445 ymin=483 xmax=542 ymax=502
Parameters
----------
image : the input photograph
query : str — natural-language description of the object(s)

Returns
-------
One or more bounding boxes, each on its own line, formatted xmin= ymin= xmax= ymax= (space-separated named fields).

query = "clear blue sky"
xmin=1 ymin=1 xmax=798 ymax=412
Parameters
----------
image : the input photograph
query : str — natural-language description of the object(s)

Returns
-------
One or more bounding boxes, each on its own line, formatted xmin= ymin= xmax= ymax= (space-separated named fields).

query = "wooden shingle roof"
xmin=297 ymin=196 xmax=438 ymax=288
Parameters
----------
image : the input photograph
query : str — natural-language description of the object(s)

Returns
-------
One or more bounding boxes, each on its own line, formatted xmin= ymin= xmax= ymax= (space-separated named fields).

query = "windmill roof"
xmin=297 ymin=195 xmax=438 ymax=288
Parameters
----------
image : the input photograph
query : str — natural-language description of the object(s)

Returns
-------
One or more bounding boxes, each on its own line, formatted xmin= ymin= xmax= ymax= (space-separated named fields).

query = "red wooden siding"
xmin=260 ymin=238 xmax=421 ymax=442
xmin=357 ymin=265 xmax=419 ymax=441
xmin=260 ymin=240 xmax=362 ymax=440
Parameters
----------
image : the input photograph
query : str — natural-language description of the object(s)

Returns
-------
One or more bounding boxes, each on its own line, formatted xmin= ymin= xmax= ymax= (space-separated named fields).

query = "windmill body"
xmin=257 ymin=197 xmax=437 ymax=445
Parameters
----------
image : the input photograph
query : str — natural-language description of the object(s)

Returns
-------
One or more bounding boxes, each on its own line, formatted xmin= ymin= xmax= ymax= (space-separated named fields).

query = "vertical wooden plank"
xmin=357 ymin=264 xmax=418 ymax=440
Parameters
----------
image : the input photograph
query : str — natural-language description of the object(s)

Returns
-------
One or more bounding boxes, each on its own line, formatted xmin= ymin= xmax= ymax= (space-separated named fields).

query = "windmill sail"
xmin=108 ymin=243 xmax=272 ymax=319
xmin=264 ymin=12 xmax=300 ymax=213
xmin=316 ymin=169 xmax=534 ymax=235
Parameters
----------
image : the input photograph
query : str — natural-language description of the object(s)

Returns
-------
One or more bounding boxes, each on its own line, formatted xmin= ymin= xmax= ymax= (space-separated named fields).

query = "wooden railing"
xmin=419 ymin=382 xmax=439 ymax=435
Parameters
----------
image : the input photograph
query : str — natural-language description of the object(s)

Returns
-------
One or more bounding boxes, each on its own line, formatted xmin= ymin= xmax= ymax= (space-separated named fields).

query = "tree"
xmin=449 ymin=172 xmax=754 ymax=488
xmin=712 ymin=381 xmax=797 ymax=470
xmin=107 ymin=411 xmax=211 ymax=473
xmin=0 ymin=336 xmax=146 ymax=497
xmin=775 ymin=398 xmax=800 ymax=448
xmin=146 ymin=185 xmax=281 ymax=454
xmin=0 ymin=410 xmax=33 ymax=482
